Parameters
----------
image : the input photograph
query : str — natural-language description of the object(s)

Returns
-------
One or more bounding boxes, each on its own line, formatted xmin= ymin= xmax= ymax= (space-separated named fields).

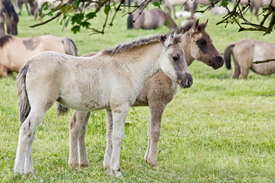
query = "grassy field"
xmin=0 ymin=4 xmax=274 ymax=182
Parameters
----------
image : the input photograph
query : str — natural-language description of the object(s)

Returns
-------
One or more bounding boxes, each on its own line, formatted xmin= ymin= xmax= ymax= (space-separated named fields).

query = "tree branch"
xmin=253 ymin=59 xmax=275 ymax=64
xmin=30 ymin=11 xmax=63 ymax=28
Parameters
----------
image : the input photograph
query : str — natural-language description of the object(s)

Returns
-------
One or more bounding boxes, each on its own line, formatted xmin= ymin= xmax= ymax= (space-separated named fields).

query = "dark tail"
xmin=57 ymin=104 xmax=69 ymax=116
xmin=127 ymin=14 xmax=134 ymax=29
xmin=224 ymin=43 xmax=235 ymax=69
xmin=16 ymin=63 xmax=31 ymax=124
xmin=62 ymin=37 xmax=78 ymax=56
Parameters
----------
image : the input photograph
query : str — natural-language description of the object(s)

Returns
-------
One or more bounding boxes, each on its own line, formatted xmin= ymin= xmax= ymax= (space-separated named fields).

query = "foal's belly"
xmin=57 ymin=95 xmax=110 ymax=112
xmin=58 ymin=83 xmax=111 ymax=111
xmin=251 ymin=62 xmax=275 ymax=76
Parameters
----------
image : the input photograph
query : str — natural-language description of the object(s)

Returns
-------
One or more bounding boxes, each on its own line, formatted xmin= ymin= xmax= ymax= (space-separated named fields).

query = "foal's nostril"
xmin=186 ymin=74 xmax=193 ymax=87
xmin=218 ymin=56 xmax=224 ymax=65
xmin=187 ymin=79 xmax=192 ymax=86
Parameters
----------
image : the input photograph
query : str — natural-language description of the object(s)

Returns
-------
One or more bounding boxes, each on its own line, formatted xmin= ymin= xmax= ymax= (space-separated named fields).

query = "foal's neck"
xmin=117 ymin=42 xmax=163 ymax=88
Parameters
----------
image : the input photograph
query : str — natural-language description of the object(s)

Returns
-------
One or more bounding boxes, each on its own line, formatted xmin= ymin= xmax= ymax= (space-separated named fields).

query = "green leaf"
xmin=86 ymin=12 xmax=97 ymax=19
xmin=71 ymin=13 xmax=84 ymax=25
xmin=104 ymin=5 xmax=110 ymax=15
xmin=42 ymin=3 xmax=49 ymax=11
xmin=82 ymin=21 xmax=91 ymax=28
xmin=221 ymin=0 xmax=228 ymax=7
xmin=166 ymin=21 xmax=171 ymax=26
xmin=153 ymin=1 xmax=160 ymax=8
xmin=71 ymin=25 xmax=80 ymax=34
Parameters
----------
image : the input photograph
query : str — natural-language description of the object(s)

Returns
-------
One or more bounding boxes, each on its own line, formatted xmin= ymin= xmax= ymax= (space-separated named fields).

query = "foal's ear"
xmin=191 ymin=19 xmax=208 ymax=35
xmin=191 ymin=19 xmax=199 ymax=31
xmin=197 ymin=20 xmax=208 ymax=32
xmin=173 ymin=35 xmax=181 ymax=44
xmin=164 ymin=31 xmax=176 ymax=47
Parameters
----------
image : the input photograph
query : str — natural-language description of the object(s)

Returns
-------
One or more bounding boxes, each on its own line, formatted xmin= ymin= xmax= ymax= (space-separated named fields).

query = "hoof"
xmin=14 ymin=167 xmax=24 ymax=175
xmin=80 ymin=163 xmax=89 ymax=168
xmin=104 ymin=167 xmax=112 ymax=176
xmin=146 ymin=159 xmax=158 ymax=168
xmin=69 ymin=163 xmax=79 ymax=169
xmin=105 ymin=167 xmax=123 ymax=177
xmin=25 ymin=171 xmax=36 ymax=178
xmin=112 ymin=169 xmax=122 ymax=177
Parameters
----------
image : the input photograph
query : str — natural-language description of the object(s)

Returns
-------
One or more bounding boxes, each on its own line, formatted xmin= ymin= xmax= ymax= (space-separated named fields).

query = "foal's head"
xmin=160 ymin=32 xmax=193 ymax=88
xmin=178 ymin=19 xmax=224 ymax=69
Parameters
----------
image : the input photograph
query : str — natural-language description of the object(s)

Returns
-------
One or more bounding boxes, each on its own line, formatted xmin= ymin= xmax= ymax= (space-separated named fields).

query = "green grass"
xmin=0 ymin=4 xmax=274 ymax=182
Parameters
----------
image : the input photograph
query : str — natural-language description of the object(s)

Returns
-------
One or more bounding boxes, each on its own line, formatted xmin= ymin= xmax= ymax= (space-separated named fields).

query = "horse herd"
xmin=1 ymin=0 xmax=274 ymax=36
xmin=0 ymin=18 xmax=271 ymax=177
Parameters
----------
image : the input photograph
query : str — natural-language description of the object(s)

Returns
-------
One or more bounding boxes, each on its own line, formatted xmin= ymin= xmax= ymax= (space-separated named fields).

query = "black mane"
xmin=0 ymin=35 xmax=13 ymax=48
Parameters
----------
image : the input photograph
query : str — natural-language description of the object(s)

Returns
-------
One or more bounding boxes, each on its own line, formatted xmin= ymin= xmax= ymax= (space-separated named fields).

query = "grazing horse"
xmin=34 ymin=0 xmax=66 ymax=19
xmin=14 ymin=32 xmax=193 ymax=177
xmin=0 ymin=0 xmax=19 ymax=36
xmin=164 ymin=0 xmax=196 ymax=19
xmin=0 ymin=35 xmax=77 ymax=77
xmin=224 ymin=39 xmax=275 ymax=79
xmin=15 ymin=0 xmax=36 ymax=16
xmin=127 ymin=8 xmax=177 ymax=29
xmin=251 ymin=0 xmax=275 ymax=18
xmin=63 ymin=20 xmax=224 ymax=171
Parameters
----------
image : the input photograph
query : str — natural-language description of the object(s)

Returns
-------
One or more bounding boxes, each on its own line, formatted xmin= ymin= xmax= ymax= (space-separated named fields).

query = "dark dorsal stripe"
xmin=102 ymin=34 xmax=167 ymax=56
xmin=0 ymin=35 xmax=13 ymax=48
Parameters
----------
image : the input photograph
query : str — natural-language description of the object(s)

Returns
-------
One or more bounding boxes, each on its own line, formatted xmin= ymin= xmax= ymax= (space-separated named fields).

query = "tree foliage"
xmin=30 ymin=0 xmax=275 ymax=35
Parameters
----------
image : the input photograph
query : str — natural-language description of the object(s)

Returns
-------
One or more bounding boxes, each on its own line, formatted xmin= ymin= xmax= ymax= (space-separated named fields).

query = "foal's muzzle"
xmin=210 ymin=56 xmax=224 ymax=69
xmin=179 ymin=73 xmax=193 ymax=89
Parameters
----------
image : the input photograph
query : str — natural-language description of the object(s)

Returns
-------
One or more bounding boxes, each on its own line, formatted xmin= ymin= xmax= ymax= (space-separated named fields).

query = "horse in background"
xmin=14 ymin=0 xmax=36 ymax=16
xmin=224 ymin=39 xmax=275 ymax=79
xmin=127 ymin=8 xmax=177 ymax=29
xmin=0 ymin=34 xmax=77 ymax=77
xmin=33 ymin=0 xmax=67 ymax=19
xmin=251 ymin=0 xmax=275 ymax=18
xmin=0 ymin=0 xmax=19 ymax=36
xmin=164 ymin=0 xmax=196 ymax=19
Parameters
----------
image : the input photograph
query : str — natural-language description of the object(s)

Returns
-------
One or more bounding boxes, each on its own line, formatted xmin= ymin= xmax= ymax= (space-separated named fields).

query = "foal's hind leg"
xmin=68 ymin=111 xmax=90 ymax=168
xmin=78 ymin=112 xmax=90 ymax=167
xmin=144 ymin=102 xmax=165 ymax=168
xmin=240 ymin=66 xmax=250 ymax=79
xmin=14 ymin=107 xmax=49 ymax=176
xmin=232 ymin=57 xmax=240 ymax=79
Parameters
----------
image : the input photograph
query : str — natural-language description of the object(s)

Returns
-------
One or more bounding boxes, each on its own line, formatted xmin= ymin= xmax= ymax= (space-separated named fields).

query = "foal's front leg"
xmin=103 ymin=109 xmax=113 ymax=175
xmin=106 ymin=103 xmax=129 ymax=177
xmin=68 ymin=111 xmax=90 ymax=168
xmin=144 ymin=102 xmax=165 ymax=168
xmin=78 ymin=112 xmax=90 ymax=167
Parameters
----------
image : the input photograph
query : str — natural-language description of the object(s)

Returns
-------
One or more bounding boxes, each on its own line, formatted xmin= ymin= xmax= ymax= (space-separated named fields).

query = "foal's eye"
xmin=196 ymin=38 xmax=208 ymax=53
xmin=200 ymin=40 xmax=207 ymax=45
xmin=172 ymin=55 xmax=179 ymax=61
